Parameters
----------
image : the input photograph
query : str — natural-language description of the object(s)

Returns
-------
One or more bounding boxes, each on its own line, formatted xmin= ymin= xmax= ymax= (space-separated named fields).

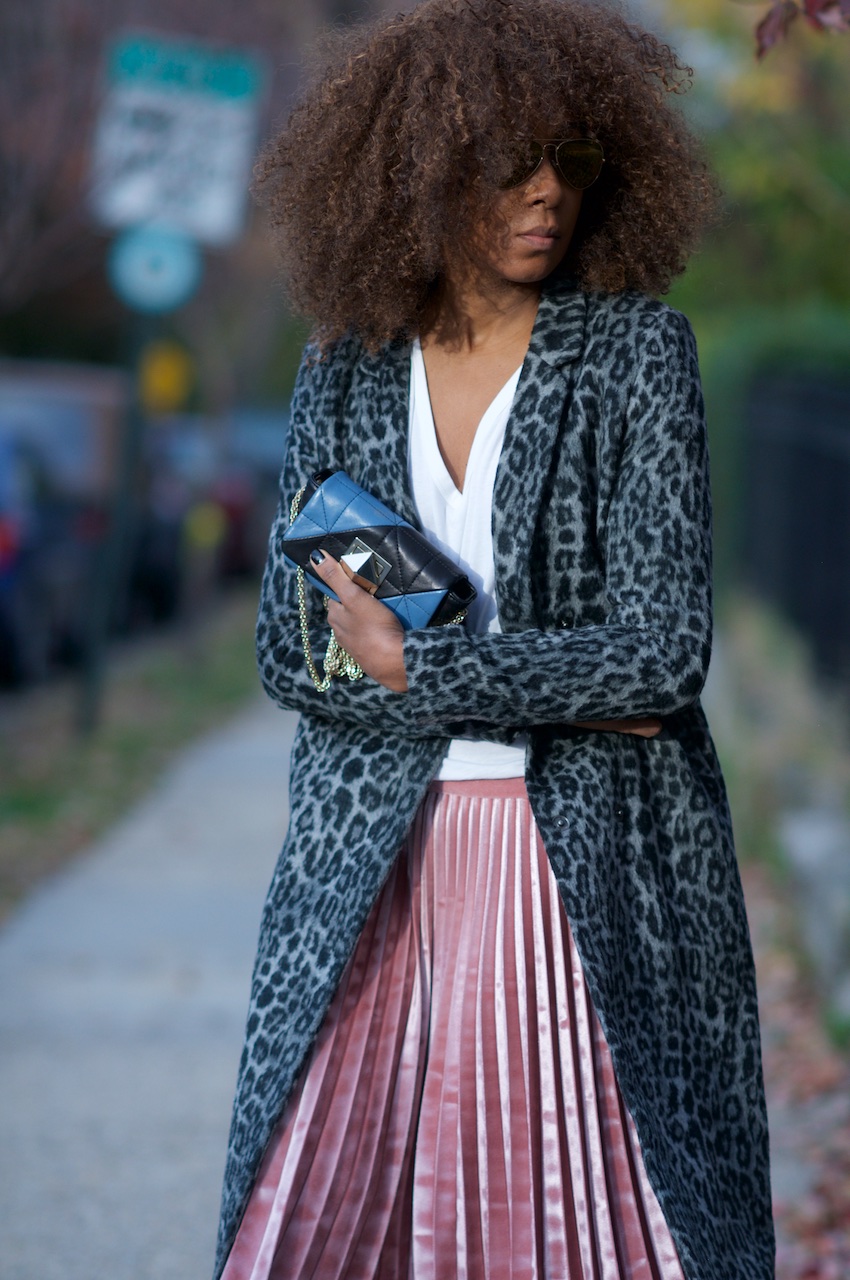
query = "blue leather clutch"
xmin=282 ymin=469 xmax=476 ymax=629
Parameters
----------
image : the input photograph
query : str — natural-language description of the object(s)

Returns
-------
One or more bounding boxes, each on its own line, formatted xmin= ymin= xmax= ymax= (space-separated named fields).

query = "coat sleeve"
xmin=254 ymin=344 xmax=519 ymax=742
xmin=401 ymin=308 xmax=714 ymax=729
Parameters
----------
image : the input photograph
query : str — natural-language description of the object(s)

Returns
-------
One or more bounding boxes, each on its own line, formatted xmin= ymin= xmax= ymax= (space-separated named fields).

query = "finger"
xmin=570 ymin=717 xmax=662 ymax=738
xmin=622 ymin=718 xmax=662 ymax=738
xmin=309 ymin=548 xmax=363 ymax=605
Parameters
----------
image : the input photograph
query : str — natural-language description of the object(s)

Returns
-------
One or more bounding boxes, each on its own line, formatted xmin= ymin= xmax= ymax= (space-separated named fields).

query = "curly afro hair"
xmin=254 ymin=0 xmax=717 ymax=351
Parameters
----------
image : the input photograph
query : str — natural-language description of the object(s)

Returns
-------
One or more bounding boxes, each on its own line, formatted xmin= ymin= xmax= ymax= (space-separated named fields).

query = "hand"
xmin=568 ymin=717 xmax=662 ymax=737
xmin=309 ymin=549 xmax=409 ymax=692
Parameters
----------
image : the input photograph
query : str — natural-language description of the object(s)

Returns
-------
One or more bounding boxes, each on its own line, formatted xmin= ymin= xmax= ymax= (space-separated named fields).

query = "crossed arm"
xmin=308 ymin=548 xmax=662 ymax=738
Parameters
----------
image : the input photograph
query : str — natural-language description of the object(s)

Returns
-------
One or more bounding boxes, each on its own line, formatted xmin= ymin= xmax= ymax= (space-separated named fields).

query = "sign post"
xmin=79 ymin=31 xmax=264 ymax=733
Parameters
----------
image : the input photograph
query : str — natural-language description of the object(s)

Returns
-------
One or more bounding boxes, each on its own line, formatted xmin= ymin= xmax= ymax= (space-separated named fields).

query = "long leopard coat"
xmin=213 ymin=281 xmax=775 ymax=1280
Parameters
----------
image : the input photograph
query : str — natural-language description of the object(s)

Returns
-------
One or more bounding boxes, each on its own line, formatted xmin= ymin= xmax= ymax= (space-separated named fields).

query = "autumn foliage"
xmin=755 ymin=0 xmax=850 ymax=57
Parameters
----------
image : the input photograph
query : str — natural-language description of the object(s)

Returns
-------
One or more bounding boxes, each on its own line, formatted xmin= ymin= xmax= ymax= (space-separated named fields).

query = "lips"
xmin=518 ymin=225 xmax=560 ymax=246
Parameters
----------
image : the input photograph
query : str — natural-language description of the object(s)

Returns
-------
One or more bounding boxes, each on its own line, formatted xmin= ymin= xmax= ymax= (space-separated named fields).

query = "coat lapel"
xmin=355 ymin=340 xmax=420 ymax=528
xmin=492 ymin=282 xmax=588 ymax=631
xmin=354 ymin=282 xmax=589 ymax=624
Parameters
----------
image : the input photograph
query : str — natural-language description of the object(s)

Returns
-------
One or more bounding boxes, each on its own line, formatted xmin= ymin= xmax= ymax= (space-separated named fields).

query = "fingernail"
xmin=310 ymin=549 xmax=325 ymax=566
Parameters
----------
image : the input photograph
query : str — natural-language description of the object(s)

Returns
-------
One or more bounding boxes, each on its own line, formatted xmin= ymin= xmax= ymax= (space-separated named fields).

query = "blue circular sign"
xmin=108 ymin=226 xmax=202 ymax=313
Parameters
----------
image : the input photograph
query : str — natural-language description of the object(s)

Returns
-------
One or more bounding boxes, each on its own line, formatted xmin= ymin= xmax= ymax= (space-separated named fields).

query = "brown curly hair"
xmin=254 ymin=0 xmax=716 ymax=351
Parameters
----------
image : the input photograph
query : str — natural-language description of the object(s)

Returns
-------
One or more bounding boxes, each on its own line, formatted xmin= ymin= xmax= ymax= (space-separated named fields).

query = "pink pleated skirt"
xmin=222 ymin=778 xmax=685 ymax=1280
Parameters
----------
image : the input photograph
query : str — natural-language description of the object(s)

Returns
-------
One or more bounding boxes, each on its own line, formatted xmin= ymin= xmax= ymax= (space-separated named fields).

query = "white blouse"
xmin=408 ymin=338 xmax=528 ymax=780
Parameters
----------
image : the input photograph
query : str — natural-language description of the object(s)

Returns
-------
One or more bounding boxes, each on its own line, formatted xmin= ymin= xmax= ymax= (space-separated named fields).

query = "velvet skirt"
xmin=221 ymin=778 xmax=686 ymax=1280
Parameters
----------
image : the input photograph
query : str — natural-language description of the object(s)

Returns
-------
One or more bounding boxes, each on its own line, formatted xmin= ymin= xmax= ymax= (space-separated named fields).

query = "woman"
xmin=213 ymin=2 xmax=774 ymax=1278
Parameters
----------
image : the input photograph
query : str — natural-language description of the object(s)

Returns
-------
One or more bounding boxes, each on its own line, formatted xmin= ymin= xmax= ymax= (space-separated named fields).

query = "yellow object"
xmin=139 ymin=341 xmax=195 ymax=414
xmin=185 ymin=500 xmax=226 ymax=551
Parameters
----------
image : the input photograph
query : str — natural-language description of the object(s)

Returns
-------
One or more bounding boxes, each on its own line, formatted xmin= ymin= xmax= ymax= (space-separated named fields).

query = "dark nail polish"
xmin=310 ymin=549 xmax=325 ymax=566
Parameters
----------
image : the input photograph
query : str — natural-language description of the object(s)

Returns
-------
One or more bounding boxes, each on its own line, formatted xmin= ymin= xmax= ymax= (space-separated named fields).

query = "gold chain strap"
xmin=290 ymin=486 xmax=364 ymax=692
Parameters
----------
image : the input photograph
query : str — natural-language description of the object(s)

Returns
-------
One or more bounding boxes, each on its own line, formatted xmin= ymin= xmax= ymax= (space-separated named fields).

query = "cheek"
xmin=473 ymin=196 xmax=516 ymax=251
xmin=563 ymin=191 xmax=584 ymax=235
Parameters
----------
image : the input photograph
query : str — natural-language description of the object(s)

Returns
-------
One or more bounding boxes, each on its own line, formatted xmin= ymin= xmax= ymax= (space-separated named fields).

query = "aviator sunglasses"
xmin=501 ymin=138 xmax=605 ymax=190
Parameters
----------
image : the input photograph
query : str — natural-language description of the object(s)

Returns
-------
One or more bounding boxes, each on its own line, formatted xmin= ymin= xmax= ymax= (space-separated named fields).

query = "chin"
xmin=504 ymin=261 xmax=567 ymax=286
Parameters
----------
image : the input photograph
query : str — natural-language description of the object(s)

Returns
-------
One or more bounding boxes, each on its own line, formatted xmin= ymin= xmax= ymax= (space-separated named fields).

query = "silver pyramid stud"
xmin=341 ymin=538 xmax=391 ymax=593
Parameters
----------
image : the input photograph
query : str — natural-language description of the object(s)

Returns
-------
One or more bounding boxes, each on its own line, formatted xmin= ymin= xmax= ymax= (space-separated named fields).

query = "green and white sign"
xmin=91 ymin=33 xmax=265 ymax=247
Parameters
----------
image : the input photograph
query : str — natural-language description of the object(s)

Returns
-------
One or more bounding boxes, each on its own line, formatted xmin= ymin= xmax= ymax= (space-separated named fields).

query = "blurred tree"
xmin=0 ymin=0 xmax=101 ymax=313
xmin=657 ymin=0 xmax=850 ymax=592
xmin=663 ymin=0 xmax=850 ymax=312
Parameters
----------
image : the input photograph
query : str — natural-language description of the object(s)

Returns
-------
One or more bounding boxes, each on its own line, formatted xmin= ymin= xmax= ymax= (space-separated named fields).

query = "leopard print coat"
xmin=213 ymin=281 xmax=775 ymax=1280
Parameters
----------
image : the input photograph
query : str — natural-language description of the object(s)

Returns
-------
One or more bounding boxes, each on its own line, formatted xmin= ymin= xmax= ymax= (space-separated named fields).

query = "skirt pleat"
xmin=221 ymin=779 xmax=685 ymax=1280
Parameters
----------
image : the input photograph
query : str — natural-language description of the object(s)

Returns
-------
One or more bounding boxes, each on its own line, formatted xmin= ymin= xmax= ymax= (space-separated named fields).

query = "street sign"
xmin=91 ymin=33 xmax=265 ymax=247
xmin=107 ymin=225 xmax=202 ymax=313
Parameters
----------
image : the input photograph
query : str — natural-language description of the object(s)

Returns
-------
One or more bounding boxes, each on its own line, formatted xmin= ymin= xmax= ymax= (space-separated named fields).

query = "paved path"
xmin=1 ymin=663 xmax=839 ymax=1277
xmin=0 ymin=699 xmax=298 ymax=1280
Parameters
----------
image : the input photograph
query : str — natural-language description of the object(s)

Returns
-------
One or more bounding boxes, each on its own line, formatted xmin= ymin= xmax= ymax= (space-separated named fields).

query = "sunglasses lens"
xmin=501 ymin=140 xmax=544 ymax=189
xmin=553 ymin=140 xmax=604 ymax=189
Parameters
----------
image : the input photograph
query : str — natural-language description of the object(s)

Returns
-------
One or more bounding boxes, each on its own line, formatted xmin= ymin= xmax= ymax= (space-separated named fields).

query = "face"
xmin=466 ymin=149 xmax=584 ymax=288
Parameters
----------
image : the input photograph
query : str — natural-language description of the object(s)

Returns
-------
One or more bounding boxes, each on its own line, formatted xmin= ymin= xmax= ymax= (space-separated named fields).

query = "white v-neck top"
xmin=408 ymin=338 xmax=528 ymax=779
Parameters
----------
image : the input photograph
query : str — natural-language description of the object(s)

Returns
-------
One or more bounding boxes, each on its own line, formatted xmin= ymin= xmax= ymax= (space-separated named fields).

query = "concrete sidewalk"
xmin=0 ymin=698 xmax=298 ymax=1280
xmin=1 ymin=661 xmax=839 ymax=1276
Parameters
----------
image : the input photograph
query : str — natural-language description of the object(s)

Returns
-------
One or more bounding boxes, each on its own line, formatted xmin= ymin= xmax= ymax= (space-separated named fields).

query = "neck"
xmin=421 ymin=268 xmax=542 ymax=354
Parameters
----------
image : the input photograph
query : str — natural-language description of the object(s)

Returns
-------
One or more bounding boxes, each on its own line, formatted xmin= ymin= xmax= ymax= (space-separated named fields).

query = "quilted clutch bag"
xmin=283 ymin=469 xmax=477 ymax=627
xmin=282 ymin=469 xmax=476 ymax=690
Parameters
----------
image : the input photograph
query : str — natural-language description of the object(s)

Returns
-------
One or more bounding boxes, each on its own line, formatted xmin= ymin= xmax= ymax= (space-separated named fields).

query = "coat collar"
xmin=524 ymin=275 xmax=588 ymax=369
xmin=361 ymin=280 xmax=589 ymax=626
xmin=494 ymin=281 xmax=588 ymax=628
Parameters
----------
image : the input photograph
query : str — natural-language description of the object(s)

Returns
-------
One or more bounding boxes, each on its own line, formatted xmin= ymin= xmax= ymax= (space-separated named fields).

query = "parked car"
xmin=0 ymin=361 xmax=127 ymax=685
xmin=220 ymin=408 xmax=288 ymax=576
xmin=0 ymin=431 xmax=104 ymax=685
xmin=0 ymin=362 xmax=289 ymax=684
xmin=139 ymin=409 xmax=288 ymax=599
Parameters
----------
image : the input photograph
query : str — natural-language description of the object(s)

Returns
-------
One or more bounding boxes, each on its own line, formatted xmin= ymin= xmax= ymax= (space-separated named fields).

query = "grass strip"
xmin=0 ymin=585 xmax=261 ymax=919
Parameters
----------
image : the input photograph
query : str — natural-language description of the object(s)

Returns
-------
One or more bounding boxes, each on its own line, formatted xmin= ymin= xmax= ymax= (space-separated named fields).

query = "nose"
xmin=524 ymin=155 xmax=564 ymax=204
